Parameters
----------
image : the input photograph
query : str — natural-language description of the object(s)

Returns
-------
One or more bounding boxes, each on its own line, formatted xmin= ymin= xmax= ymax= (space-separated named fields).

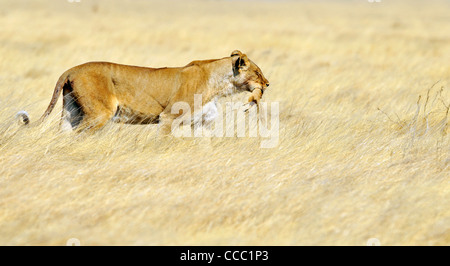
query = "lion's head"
xmin=231 ymin=50 xmax=269 ymax=94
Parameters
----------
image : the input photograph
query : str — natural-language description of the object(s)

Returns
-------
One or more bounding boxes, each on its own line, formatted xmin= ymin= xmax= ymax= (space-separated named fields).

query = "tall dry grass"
xmin=0 ymin=0 xmax=449 ymax=245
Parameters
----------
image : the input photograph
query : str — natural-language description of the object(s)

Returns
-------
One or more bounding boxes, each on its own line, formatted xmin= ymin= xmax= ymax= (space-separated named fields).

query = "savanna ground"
xmin=0 ymin=0 xmax=449 ymax=245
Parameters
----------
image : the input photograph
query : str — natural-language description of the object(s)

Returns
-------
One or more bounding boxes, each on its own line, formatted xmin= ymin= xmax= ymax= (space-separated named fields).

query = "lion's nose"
xmin=266 ymin=83 xmax=270 ymax=87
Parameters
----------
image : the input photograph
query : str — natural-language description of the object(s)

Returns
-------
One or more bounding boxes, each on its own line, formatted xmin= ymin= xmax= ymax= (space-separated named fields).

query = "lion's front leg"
xmin=158 ymin=112 xmax=177 ymax=136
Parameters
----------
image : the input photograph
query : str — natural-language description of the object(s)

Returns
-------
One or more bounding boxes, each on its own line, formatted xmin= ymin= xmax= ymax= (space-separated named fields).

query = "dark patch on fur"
xmin=63 ymin=81 xmax=84 ymax=128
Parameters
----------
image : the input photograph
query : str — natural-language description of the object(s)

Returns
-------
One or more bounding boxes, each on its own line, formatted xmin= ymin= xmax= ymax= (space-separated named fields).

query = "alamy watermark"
xmin=366 ymin=238 xmax=381 ymax=246
xmin=169 ymin=94 xmax=279 ymax=148
xmin=66 ymin=238 xmax=81 ymax=246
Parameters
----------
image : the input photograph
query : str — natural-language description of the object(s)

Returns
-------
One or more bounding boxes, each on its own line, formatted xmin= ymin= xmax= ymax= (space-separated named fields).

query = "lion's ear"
xmin=231 ymin=50 xmax=243 ymax=57
xmin=232 ymin=53 xmax=249 ymax=75
xmin=239 ymin=54 xmax=250 ymax=68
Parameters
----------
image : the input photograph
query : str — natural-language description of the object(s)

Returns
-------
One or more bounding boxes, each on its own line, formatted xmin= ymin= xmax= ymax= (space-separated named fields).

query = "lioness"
xmin=17 ymin=50 xmax=269 ymax=134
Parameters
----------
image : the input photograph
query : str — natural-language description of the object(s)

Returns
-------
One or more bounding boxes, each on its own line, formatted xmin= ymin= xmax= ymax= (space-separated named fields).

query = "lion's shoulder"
xmin=184 ymin=59 xmax=221 ymax=68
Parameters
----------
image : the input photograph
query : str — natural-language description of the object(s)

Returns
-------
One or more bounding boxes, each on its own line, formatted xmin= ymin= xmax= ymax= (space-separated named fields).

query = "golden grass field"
xmin=0 ymin=0 xmax=449 ymax=245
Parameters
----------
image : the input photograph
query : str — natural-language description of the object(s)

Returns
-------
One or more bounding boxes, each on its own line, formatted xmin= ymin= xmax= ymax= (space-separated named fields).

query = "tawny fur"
xmin=19 ymin=50 xmax=269 ymax=134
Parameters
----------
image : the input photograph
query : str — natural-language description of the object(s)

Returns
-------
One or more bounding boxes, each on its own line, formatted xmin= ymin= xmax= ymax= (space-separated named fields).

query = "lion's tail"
xmin=16 ymin=72 xmax=69 ymax=126
xmin=16 ymin=110 xmax=30 ymax=125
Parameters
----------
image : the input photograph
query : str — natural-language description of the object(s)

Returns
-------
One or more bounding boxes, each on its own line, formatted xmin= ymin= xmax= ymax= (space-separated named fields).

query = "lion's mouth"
xmin=249 ymin=87 xmax=263 ymax=95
